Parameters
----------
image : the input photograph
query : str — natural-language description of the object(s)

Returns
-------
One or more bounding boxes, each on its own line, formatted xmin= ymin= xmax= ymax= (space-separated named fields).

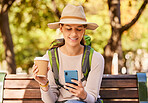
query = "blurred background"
xmin=0 ymin=0 xmax=148 ymax=75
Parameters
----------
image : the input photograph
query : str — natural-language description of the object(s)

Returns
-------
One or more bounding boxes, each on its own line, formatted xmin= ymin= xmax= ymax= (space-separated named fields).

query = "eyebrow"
xmin=65 ymin=25 xmax=83 ymax=28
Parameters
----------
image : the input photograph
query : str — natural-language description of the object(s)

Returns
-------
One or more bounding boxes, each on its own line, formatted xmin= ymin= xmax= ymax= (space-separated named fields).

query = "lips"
xmin=69 ymin=37 xmax=78 ymax=41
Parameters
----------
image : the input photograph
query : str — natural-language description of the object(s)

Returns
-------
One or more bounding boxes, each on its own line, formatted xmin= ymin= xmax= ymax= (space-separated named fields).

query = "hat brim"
xmin=47 ymin=21 xmax=98 ymax=30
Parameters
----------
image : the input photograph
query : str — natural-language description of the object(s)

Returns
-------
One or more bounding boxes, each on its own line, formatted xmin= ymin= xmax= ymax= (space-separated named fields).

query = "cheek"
xmin=62 ymin=32 xmax=70 ymax=39
xmin=79 ymin=31 xmax=85 ymax=37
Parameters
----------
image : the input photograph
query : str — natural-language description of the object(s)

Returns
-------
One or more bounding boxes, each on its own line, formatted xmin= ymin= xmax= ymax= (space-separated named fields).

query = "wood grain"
xmin=4 ymin=89 xmax=41 ymax=99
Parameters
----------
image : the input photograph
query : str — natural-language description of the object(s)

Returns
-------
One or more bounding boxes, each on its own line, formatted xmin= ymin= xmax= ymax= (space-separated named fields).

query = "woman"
xmin=33 ymin=4 xmax=104 ymax=103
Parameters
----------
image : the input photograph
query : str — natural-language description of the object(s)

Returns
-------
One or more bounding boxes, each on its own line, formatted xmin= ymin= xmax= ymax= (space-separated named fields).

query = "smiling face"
xmin=60 ymin=24 xmax=86 ymax=47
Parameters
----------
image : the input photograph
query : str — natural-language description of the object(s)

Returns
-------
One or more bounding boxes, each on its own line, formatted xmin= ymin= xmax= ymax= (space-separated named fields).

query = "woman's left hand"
xmin=64 ymin=79 xmax=87 ymax=100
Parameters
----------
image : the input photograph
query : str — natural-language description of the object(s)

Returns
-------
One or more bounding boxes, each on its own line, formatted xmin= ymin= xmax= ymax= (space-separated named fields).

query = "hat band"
xmin=60 ymin=16 xmax=87 ymax=22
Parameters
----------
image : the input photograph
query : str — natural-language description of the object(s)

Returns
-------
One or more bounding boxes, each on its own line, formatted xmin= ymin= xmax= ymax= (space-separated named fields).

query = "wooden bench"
xmin=0 ymin=72 xmax=147 ymax=103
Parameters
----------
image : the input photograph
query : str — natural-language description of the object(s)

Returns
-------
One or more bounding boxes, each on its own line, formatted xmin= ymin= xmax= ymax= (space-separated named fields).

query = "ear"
xmin=59 ymin=24 xmax=63 ymax=32
xmin=83 ymin=29 xmax=86 ymax=36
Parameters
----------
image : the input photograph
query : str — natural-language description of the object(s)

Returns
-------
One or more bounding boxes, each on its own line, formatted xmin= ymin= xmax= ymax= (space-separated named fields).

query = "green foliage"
xmin=121 ymin=0 xmax=148 ymax=52
xmin=0 ymin=0 xmax=147 ymax=72
xmin=84 ymin=0 xmax=111 ymax=53
xmin=7 ymin=0 xmax=61 ymax=71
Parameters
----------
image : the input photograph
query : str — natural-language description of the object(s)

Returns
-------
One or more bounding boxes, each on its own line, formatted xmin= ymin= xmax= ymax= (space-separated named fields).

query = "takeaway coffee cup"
xmin=34 ymin=57 xmax=49 ymax=77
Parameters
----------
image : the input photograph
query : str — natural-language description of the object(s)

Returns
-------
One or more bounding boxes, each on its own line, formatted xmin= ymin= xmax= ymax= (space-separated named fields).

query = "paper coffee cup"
xmin=34 ymin=57 xmax=49 ymax=77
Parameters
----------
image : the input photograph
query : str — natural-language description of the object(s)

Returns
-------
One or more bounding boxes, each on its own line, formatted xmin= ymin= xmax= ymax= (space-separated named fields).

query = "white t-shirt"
xmin=40 ymin=48 xmax=104 ymax=103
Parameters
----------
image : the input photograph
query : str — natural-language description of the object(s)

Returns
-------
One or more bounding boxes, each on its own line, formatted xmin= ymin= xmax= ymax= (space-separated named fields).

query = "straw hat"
xmin=47 ymin=4 xmax=98 ymax=30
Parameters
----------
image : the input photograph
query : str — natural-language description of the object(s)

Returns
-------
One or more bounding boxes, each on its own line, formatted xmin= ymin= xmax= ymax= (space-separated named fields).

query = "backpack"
xmin=48 ymin=35 xmax=94 ymax=88
xmin=48 ymin=35 xmax=103 ymax=103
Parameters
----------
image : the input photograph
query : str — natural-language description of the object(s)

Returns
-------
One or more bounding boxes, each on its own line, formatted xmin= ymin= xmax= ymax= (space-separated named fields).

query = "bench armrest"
xmin=0 ymin=72 xmax=7 ymax=103
xmin=140 ymin=102 xmax=148 ymax=103
xmin=137 ymin=73 xmax=148 ymax=102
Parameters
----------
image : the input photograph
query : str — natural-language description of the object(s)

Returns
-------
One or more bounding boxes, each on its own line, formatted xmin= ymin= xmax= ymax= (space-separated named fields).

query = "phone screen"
xmin=64 ymin=70 xmax=78 ymax=86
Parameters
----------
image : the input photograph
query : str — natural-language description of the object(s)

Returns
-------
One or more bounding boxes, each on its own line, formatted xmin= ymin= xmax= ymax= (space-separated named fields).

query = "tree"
xmin=104 ymin=0 xmax=148 ymax=74
xmin=1 ymin=0 xmax=147 ymax=74
xmin=0 ymin=0 xmax=16 ymax=73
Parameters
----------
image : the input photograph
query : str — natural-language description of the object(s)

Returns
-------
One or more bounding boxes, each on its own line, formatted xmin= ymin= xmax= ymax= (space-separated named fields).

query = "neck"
xmin=60 ymin=44 xmax=84 ymax=56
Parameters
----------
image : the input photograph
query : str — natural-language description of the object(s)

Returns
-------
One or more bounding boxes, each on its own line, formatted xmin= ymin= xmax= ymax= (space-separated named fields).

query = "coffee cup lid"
xmin=34 ymin=57 xmax=49 ymax=61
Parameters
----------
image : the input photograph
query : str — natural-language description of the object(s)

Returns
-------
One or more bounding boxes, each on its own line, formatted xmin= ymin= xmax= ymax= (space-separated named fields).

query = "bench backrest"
xmin=1 ymin=73 xmax=147 ymax=103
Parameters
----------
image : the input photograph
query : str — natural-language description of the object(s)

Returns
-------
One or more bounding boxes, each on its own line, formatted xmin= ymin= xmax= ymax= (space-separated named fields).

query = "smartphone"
xmin=64 ymin=70 xmax=78 ymax=86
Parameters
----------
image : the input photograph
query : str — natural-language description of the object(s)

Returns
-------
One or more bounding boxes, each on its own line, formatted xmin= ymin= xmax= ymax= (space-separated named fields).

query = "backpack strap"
xmin=48 ymin=46 xmax=94 ymax=88
xmin=48 ymin=48 xmax=64 ymax=89
xmin=48 ymin=48 xmax=59 ymax=79
xmin=81 ymin=45 xmax=94 ymax=82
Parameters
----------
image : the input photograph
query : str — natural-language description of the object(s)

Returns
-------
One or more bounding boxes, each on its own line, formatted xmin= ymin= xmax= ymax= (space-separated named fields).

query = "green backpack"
xmin=48 ymin=35 xmax=103 ymax=103
xmin=48 ymin=35 xmax=94 ymax=88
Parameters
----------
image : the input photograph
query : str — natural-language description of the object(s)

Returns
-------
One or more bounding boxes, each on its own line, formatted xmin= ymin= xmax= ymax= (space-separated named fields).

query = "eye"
xmin=76 ymin=29 xmax=82 ymax=31
xmin=66 ymin=28 xmax=72 ymax=31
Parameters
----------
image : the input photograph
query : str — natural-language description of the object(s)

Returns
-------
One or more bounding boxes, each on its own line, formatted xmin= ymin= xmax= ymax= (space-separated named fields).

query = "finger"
xmin=64 ymin=85 xmax=77 ymax=93
xmin=71 ymin=80 xmax=83 ymax=87
xmin=33 ymin=68 xmax=38 ymax=77
xmin=35 ymin=68 xmax=39 ymax=74
xmin=33 ymin=73 xmax=38 ymax=80
xmin=65 ymin=83 xmax=78 ymax=90
xmin=32 ymin=65 xmax=38 ymax=72
xmin=33 ymin=70 xmax=37 ymax=77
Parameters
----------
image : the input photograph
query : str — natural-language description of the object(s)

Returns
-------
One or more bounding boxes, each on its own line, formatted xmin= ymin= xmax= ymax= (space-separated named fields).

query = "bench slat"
xmin=3 ymin=100 xmax=138 ymax=103
xmin=101 ymin=79 xmax=137 ymax=88
xmin=103 ymin=101 xmax=138 ymax=103
xmin=4 ymin=89 xmax=139 ymax=99
xmin=3 ymin=100 xmax=43 ymax=103
xmin=4 ymin=80 xmax=39 ymax=89
xmin=4 ymin=79 xmax=138 ymax=89
xmin=4 ymin=89 xmax=41 ymax=99
xmin=5 ymin=75 xmax=34 ymax=80
xmin=5 ymin=74 xmax=137 ymax=79
xmin=103 ymin=75 xmax=137 ymax=79
xmin=100 ymin=90 xmax=138 ymax=99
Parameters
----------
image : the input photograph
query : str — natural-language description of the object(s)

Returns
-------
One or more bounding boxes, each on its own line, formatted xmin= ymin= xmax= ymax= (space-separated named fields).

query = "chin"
xmin=68 ymin=43 xmax=80 ymax=47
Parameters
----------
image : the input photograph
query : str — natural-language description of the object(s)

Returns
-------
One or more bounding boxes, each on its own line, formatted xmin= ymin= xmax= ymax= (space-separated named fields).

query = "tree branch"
xmin=51 ymin=0 xmax=61 ymax=19
xmin=1 ymin=0 xmax=15 ymax=14
xmin=5 ymin=0 xmax=15 ymax=12
xmin=108 ymin=0 xmax=111 ymax=10
xmin=121 ymin=0 xmax=148 ymax=33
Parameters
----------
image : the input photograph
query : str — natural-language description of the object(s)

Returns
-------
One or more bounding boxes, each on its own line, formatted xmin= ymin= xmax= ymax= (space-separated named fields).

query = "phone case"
xmin=64 ymin=70 xmax=78 ymax=85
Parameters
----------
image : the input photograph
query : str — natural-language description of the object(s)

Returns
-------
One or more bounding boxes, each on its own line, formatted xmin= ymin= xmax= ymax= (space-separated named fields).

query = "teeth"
xmin=70 ymin=37 xmax=77 ymax=40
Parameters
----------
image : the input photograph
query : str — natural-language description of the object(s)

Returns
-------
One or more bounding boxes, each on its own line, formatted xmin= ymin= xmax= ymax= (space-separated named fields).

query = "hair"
xmin=80 ymin=35 xmax=85 ymax=45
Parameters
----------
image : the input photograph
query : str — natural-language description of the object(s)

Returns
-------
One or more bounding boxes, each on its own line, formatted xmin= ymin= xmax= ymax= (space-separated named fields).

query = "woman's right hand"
xmin=32 ymin=64 xmax=49 ymax=86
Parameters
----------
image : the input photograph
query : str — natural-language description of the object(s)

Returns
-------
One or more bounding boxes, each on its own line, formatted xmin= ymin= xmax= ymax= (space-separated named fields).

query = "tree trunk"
xmin=0 ymin=11 xmax=16 ymax=74
xmin=104 ymin=0 xmax=123 ymax=74
xmin=104 ymin=0 xmax=147 ymax=74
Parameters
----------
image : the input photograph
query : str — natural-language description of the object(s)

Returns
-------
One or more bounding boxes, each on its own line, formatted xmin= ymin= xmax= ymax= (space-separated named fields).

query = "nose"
xmin=71 ymin=29 xmax=77 ymax=36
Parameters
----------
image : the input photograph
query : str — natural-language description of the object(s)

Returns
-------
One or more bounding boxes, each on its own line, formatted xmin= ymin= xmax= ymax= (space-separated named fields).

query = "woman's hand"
xmin=32 ymin=64 xmax=49 ymax=85
xmin=64 ymin=80 xmax=87 ymax=100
